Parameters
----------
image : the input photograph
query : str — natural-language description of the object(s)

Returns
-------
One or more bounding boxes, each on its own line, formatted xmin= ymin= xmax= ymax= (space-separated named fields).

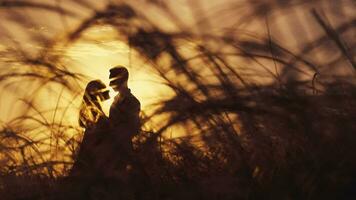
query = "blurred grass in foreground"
xmin=0 ymin=0 xmax=355 ymax=199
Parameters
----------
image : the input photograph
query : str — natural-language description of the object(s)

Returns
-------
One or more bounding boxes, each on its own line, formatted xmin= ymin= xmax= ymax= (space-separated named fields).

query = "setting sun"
xmin=0 ymin=1 xmax=355 ymax=199
xmin=64 ymin=26 xmax=173 ymax=117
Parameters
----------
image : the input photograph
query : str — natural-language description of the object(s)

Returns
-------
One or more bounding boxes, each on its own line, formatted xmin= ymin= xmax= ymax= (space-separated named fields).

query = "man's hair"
xmin=109 ymin=66 xmax=129 ymax=86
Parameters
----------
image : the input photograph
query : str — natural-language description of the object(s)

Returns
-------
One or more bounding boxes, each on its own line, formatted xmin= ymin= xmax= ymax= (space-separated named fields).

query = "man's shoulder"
xmin=125 ymin=93 xmax=141 ymax=112
xmin=127 ymin=92 xmax=140 ymax=105
xmin=110 ymin=92 xmax=140 ymax=110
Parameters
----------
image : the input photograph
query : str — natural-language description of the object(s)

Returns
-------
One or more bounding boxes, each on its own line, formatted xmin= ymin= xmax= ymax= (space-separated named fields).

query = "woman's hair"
xmin=79 ymin=80 xmax=107 ymax=128
xmin=83 ymin=80 xmax=107 ymax=103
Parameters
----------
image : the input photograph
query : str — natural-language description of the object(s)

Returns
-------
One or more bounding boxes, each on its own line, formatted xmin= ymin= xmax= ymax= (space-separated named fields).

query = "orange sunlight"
xmin=64 ymin=26 xmax=174 ymax=130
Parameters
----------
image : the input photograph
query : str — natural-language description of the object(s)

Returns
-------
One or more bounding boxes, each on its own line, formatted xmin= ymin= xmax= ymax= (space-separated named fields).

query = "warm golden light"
xmin=64 ymin=26 xmax=174 ymax=127
xmin=0 ymin=1 xmax=354 ymax=198
xmin=101 ymin=85 xmax=117 ymax=116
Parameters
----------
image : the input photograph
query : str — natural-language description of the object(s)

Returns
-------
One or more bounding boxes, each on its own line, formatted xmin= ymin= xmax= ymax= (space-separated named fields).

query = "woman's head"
xmin=79 ymin=80 xmax=109 ymax=128
xmin=84 ymin=80 xmax=110 ymax=103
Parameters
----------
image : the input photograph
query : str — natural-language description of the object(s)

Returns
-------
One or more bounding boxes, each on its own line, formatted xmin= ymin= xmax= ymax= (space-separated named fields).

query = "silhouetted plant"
xmin=0 ymin=0 xmax=355 ymax=200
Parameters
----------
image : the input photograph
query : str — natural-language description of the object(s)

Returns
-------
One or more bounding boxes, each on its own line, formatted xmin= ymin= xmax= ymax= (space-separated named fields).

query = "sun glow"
xmin=101 ymin=86 xmax=117 ymax=116
xmin=64 ymin=26 xmax=173 ymax=123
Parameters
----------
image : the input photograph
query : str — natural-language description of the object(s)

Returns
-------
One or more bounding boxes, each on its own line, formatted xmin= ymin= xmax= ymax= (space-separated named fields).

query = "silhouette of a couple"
xmin=70 ymin=66 xmax=141 ymax=179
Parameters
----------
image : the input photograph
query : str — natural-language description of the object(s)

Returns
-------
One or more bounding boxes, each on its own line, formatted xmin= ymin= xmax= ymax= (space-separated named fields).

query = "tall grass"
xmin=0 ymin=0 xmax=355 ymax=199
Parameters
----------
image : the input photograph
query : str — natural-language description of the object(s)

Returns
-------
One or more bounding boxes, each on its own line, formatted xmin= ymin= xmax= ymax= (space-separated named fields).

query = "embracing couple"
xmin=71 ymin=66 xmax=141 ymax=179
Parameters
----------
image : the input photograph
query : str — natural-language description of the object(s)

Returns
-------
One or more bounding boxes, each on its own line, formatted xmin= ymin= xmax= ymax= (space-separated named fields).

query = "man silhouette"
xmin=108 ymin=66 xmax=141 ymax=167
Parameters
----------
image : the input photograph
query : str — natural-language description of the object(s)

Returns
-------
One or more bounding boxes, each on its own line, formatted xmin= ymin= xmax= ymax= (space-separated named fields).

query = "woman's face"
xmin=98 ymin=90 xmax=110 ymax=101
xmin=88 ymin=87 xmax=110 ymax=102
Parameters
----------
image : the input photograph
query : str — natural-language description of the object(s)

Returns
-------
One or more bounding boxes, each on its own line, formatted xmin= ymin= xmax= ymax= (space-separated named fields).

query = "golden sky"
xmin=64 ymin=26 xmax=174 ymax=116
xmin=0 ymin=1 xmax=355 ymax=171
xmin=0 ymin=0 xmax=355 ymax=132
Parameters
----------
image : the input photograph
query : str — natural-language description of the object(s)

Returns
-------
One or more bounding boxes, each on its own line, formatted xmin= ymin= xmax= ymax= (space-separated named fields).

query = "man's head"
xmin=109 ymin=66 xmax=129 ymax=92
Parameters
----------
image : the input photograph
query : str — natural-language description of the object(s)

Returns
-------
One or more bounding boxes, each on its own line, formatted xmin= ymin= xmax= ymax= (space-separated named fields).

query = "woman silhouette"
xmin=70 ymin=80 xmax=110 ymax=177
xmin=78 ymin=80 xmax=109 ymax=129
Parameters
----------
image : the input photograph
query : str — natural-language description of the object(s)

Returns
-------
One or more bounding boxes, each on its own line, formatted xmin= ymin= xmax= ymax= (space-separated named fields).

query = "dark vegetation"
xmin=0 ymin=0 xmax=355 ymax=199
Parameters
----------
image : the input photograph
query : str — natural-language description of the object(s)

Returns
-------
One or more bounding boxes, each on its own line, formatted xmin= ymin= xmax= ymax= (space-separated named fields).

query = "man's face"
xmin=109 ymin=78 xmax=122 ymax=92
xmin=111 ymin=84 xmax=119 ymax=92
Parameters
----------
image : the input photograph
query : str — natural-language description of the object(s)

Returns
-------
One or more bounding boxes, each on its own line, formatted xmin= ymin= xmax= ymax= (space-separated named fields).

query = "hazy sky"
xmin=0 ymin=0 xmax=354 ymax=127
xmin=0 ymin=0 xmax=229 ymax=124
